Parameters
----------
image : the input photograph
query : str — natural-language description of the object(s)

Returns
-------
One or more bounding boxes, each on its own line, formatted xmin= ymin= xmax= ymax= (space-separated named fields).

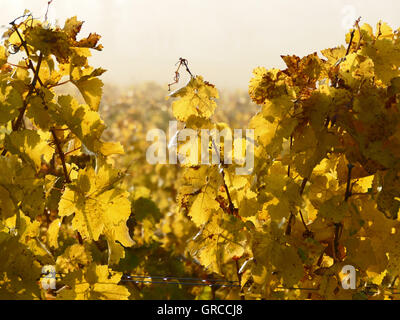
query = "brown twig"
xmin=299 ymin=210 xmax=310 ymax=233
xmin=47 ymin=80 xmax=71 ymax=89
xmin=13 ymin=53 xmax=43 ymax=131
xmin=299 ymin=177 xmax=308 ymax=196
xmin=63 ymin=146 xmax=81 ymax=156
xmin=50 ymin=129 xmax=71 ymax=183
xmin=354 ymin=17 xmax=363 ymax=51
xmin=345 ymin=163 xmax=354 ymax=202
xmin=211 ymin=139 xmax=236 ymax=215
xmin=45 ymin=1 xmax=54 ymax=22
xmin=1 ymin=51 xmax=43 ymax=156
xmin=76 ymin=231 xmax=83 ymax=244
xmin=168 ymin=57 xmax=193 ymax=91
xmin=345 ymin=29 xmax=356 ymax=56
xmin=6 ymin=62 xmax=29 ymax=69
xmin=10 ymin=21 xmax=44 ymax=87
xmin=285 ymin=212 xmax=295 ymax=236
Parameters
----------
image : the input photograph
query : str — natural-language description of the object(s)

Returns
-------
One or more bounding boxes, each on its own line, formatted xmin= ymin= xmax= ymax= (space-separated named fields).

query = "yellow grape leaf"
xmin=72 ymin=77 xmax=104 ymax=111
xmin=0 ymin=46 xmax=7 ymax=68
xmin=50 ymin=95 xmax=105 ymax=153
xmin=344 ymin=237 xmax=380 ymax=271
xmin=25 ymin=25 xmax=72 ymax=63
xmin=58 ymin=165 xmax=134 ymax=246
xmin=339 ymin=53 xmax=375 ymax=87
xmin=281 ymin=53 xmax=323 ymax=89
xmin=376 ymin=21 xmax=393 ymax=39
xmin=249 ymin=67 xmax=288 ymax=104
xmin=0 ymin=185 xmax=15 ymax=220
xmin=63 ymin=16 xmax=84 ymax=40
xmin=0 ymin=233 xmax=42 ymax=299
xmin=249 ymin=113 xmax=278 ymax=147
xmin=362 ymin=37 xmax=400 ymax=86
xmin=73 ymin=33 xmax=103 ymax=51
xmin=270 ymin=244 xmax=304 ymax=287
xmin=58 ymin=264 xmax=130 ymax=300
xmin=321 ymin=46 xmax=346 ymax=66
xmin=47 ymin=218 xmax=61 ymax=249
xmin=0 ymin=156 xmax=44 ymax=219
xmin=99 ymin=141 xmax=124 ymax=156
xmin=236 ymin=188 xmax=260 ymax=218
xmin=56 ymin=244 xmax=92 ymax=273
xmin=318 ymin=195 xmax=348 ymax=223
xmin=107 ymin=239 xmax=125 ymax=265
xmin=189 ymin=187 xmax=220 ymax=226
xmin=0 ymin=82 xmax=23 ymax=124
xmin=26 ymin=95 xmax=53 ymax=130
xmin=5 ymin=129 xmax=54 ymax=171
xmin=169 ymin=76 xmax=219 ymax=122
xmin=345 ymin=23 xmax=374 ymax=45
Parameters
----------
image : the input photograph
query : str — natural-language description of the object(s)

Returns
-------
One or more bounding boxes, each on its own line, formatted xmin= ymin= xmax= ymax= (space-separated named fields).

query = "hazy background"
xmin=1 ymin=0 xmax=400 ymax=90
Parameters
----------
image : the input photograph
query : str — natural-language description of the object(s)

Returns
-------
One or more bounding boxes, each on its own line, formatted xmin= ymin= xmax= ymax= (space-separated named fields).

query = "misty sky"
xmin=1 ymin=0 xmax=400 ymax=90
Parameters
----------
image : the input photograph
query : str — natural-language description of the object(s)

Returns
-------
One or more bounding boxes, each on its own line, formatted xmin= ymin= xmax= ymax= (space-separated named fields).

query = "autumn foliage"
xmin=1 ymin=12 xmax=400 ymax=300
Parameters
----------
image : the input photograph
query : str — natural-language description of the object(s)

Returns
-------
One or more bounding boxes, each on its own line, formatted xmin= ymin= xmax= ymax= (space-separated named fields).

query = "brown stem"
xmin=76 ymin=231 xmax=83 ymax=244
xmin=48 ymin=80 xmax=71 ymax=88
xmin=12 ymin=53 xmax=43 ymax=131
xmin=345 ymin=29 xmax=355 ymax=56
xmin=168 ymin=58 xmax=193 ymax=90
xmin=1 ymin=53 xmax=43 ymax=156
xmin=6 ymin=62 xmax=29 ymax=69
xmin=211 ymin=139 xmax=236 ymax=215
xmin=299 ymin=177 xmax=308 ymax=196
xmin=285 ymin=212 xmax=295 ymax=236
xmin=345 ymin=163 xmax=354 ymax=202
xmin=63 ymin=146 xmax=81 ymax=156
xmin=299 ymin=210 xmax=310 ymax=232
xmin=51 ymin=128 xmax=71 ymax=183
xmin=355 ymin=17 xmax=363 ymax=51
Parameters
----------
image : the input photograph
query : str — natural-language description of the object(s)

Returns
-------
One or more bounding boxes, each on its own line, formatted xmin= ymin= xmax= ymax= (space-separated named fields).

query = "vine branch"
xmin=50 ymin=129 xmax=71 ymax=183
xmin=168 ymin=57 xmax=193 ymax=91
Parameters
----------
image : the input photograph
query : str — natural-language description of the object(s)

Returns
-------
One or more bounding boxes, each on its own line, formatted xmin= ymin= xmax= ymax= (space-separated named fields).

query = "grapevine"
xmin=1 ymin=11 xmax=400 ymax=301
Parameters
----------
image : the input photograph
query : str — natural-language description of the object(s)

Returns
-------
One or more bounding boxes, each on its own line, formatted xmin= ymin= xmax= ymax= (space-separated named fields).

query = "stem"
xmin=345 ymin=163 xmax=354 ymax=202
xmin=48 ymin=80 xmax=71 ymax=88
xmin=12 ymin=53 xmax=43 ymax=131
xmin=299 ymin=210 xmax=310 ymax=232
xmin=211 ymin=138 xmax=236 ymax=215
xmin=63 ymin=146 xmax=81 ymax=156
xmin=76 ymin=231 xmax=83 ymax=244
xmin=168 ymin=58 xmax=193 ymax=90
xmin=1 ymin=53 xmax=43 ymax=156
xmin=285 ymin=212 xmax=295 ymax=236
xmin=10 ymin=22 xmax=44 ymax=87
xmin=51 ymin=128 xmax=71 ymax=183
xmin=299 ymin=177 xmax=308 ymax=196
xmin=6 ymin=62 xmax=29 ymax=69
xmin=345 ymin=29 xmax=355 ymax=56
